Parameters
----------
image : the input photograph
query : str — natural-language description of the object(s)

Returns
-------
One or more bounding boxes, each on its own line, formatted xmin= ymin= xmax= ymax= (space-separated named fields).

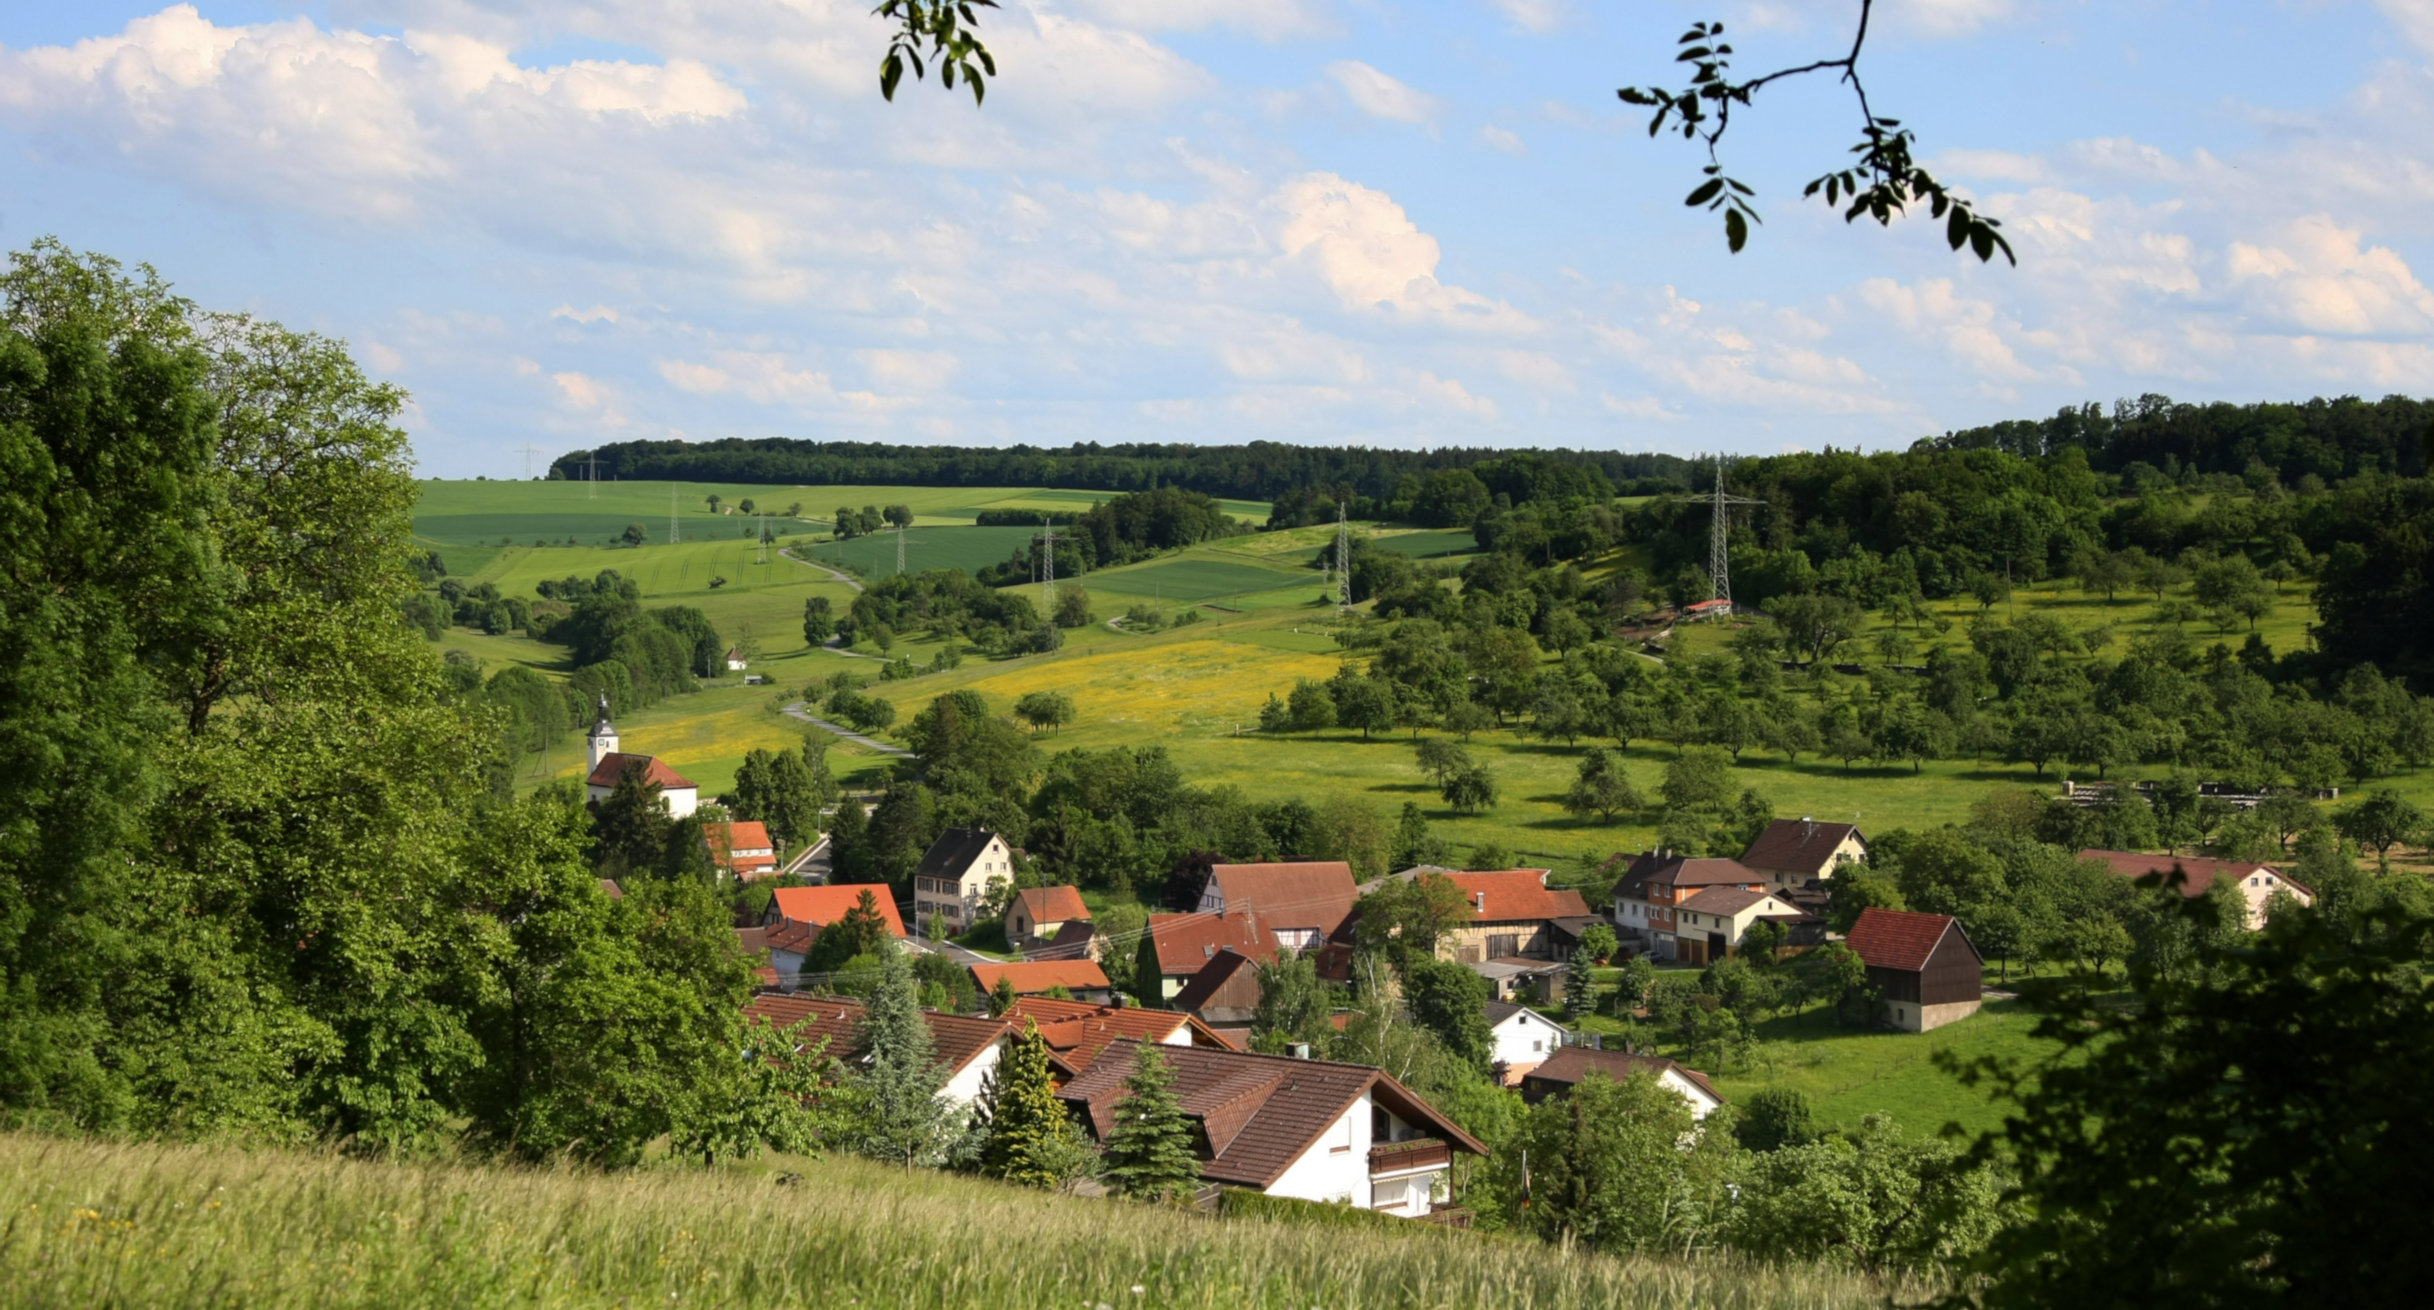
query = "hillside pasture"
xmin=798 ymin=524 xmax=1041 ymax=579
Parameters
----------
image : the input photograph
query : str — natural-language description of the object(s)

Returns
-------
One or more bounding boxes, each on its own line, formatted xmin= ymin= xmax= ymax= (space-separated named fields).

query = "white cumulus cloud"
xmin=1324 ymin=60 xmax=1436 ymax=124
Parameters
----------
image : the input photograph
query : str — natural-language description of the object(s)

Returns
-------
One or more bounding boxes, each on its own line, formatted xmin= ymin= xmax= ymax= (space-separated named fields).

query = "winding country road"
xmin=780 ymin=701 xmax=911 ymax=757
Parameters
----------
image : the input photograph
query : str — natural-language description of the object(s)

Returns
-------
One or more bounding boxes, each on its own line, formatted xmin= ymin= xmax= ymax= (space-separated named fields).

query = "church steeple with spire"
xmin=586 ymin=694 xmax=619 ymax=770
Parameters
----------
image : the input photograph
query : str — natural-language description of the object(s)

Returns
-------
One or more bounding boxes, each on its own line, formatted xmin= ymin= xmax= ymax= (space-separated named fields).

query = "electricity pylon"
xmin=1705 ymin=453 xmax=1762 ymax=610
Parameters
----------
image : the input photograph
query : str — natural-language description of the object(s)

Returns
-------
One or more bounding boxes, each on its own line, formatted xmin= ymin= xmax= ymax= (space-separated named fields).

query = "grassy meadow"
xmin=0 ymin=1133 xmax=1893 ymax=1310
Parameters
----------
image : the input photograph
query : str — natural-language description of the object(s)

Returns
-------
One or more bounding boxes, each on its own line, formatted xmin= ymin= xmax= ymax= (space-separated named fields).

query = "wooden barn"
xmin=1842 ymin=907 xmax=1983 ymax=1032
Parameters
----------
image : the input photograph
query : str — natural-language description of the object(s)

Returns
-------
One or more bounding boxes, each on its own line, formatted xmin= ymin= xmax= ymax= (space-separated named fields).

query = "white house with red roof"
xmin=2077 ymin=849 xmax=2314 ymax=930
xmin=704 ymin=821 xmax=777 ymax=879
xmin=760 ymin=884 xmax=909 ymax=988
xmin=582 ymin=697 xmax=699 ymax=817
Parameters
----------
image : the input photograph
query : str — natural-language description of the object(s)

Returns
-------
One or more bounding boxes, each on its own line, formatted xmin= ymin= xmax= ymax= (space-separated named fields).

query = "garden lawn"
xmin=1701 ymin=998 xmax=2060 ymax=1140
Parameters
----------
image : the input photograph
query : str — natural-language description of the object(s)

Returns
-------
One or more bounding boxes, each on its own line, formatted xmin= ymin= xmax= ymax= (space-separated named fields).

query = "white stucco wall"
xmin=1261 ymin=1096 xmax=1370 ymax=1207
xmin=1657 ymin=1069 xmax=1722 ymax=1120
xmin=1491 ymin=1010 xmax=1558 ymax=1071
xmin=940 ymin=1035 xmax=1006 ymax=1110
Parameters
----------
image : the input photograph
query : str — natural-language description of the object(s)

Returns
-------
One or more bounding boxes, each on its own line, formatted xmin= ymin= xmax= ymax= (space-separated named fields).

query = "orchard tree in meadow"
xmin=620 ymin=522 xmax=648 ymax=546
xmin=1015 ymin=690 xmax=1077 ymax=736
xmin=738 ymin=498 xmax=756 ymax=515
xmin=802 ymin=595 xmax=835 ymax=646
xmin=1415 ymin=736 xmax=1472 ymax=788
xmin=706 ymin=493 xmax=723 ymax=514
xmin=1100 ymin=1044 xmax=1201 ymax=1204
xmin=1566 ymin=748 xmax=1645 ymax=823
xmin=1443 ymin=761 xmax=1498 ymax=814
xmin=2335 ymin=790 xmax=2425 ymax=872
xmin=1286 ymin=678 xmax=1336 ymax=732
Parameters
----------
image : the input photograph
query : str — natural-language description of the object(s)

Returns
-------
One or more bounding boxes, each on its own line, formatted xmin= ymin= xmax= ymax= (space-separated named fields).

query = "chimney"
xmin=1474 ymin=891 xmax=1487 ymax=912
xmin=1289 ymin=1042 xmax=1312 ymax=1060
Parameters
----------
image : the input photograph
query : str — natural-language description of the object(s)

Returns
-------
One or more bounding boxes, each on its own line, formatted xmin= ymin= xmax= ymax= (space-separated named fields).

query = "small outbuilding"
xmin=1843 ymin=907 xmax=1983 ymax=1032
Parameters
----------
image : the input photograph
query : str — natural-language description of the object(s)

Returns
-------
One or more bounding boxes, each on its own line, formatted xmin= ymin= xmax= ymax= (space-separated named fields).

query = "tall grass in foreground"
xmin=0 ymin=1133 xmax=1894 ymax=1309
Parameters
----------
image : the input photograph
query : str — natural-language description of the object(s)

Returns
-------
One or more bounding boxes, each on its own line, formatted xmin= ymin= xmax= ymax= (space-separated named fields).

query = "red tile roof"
xmin=1740 ymin=818 xmax=1864 ymax=876
xmin=1205 ymin=862 xmax=1358 ymax=935
xmin=1011 ymin=885 xmax=1092 ymax=927
xmin=771 ymin=885 xmax=907 ymax=937
xmin=968 ymin=959 xmax=1112 ymax=996
xmin=1843 ymin=907 xmax=1963 ymax=974
xmin=742 ymin=994 xmax=1009 ymax=1077
xmin=1442 ymin=870 xmax=1592 ymax=922
xmin=1676 ymin=886 xmax=1783 ymax=917
xmin=1001 ymin=998 xmax=1229 ymax=1071
xmin=2077 ymin=849 xmax=2313 ymax=900
xmin=585 ymin=751 xmax=697 ymax=791
xmin=706 ymin=821 xmax=778 ymax=875
xmin=1148 ymin=909 xmax=1279 ymax=976
xmin=1056 ymin=1039 xmax=1485 ymax=1189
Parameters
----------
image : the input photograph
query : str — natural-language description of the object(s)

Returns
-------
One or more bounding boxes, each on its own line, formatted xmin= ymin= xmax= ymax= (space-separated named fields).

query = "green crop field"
xmin=1085 ymin=556 xmax=1310 ymax=602
xmin=1370 ymin=528 xmax=1481 ymax=558
xmin=0 ymin=1133 xmax=1887 ymax=1310
xmin=798 ymin=524 xmax=1040 ymax=578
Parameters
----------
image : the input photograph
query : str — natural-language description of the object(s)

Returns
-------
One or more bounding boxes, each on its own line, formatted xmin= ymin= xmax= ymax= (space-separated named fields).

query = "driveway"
xmin=782 ymin=701 xmax=912 ymax=758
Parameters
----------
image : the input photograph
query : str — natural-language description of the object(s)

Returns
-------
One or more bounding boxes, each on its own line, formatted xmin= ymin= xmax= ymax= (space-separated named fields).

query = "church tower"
xmin=586 ymin=695 xmax=619 ymax=770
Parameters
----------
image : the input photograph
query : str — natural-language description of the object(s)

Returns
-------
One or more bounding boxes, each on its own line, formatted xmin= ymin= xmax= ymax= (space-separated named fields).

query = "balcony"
xmin=1368 ymin=1138 xmax=1451 ymax=1176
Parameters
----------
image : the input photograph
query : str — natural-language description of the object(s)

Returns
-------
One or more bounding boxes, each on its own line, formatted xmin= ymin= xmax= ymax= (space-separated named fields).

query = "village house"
xmin=910 ymin=829 xmax=1014 ymax=935
xmin=1609 ymin=853 xmax=1769 ymax=961
xmin=582 ymin=700 xmax=699 ymax=817
xmin=2077 ymin=849 xmax=2315 ymax=929
xmin=1844 ymin=907 xmax=1984 ymax=1032
xmin=1001 ymin=997 xmax=1232 ymax=1073
xmin=1739 ymin=817 xmax=1868 ymax=890
xmin=1517 ymin=1046 xmax=1726 ymax=1119
xmin=1143 ymin=908 xmax=1279 ymax=1001
xmin=762 ymin=885 xmax=908 ymax=989
xmin=1196 ymin=861 xmax=1358 ymax=953
xmin=725 ymin=647 xmax=748 ymax=672
xmin=743 ymin=994 xmax=1011 ymax=1109
xmin=1006 ymin=885 xmax=1092 ymax=954
xmin=1668 ymin=886 xmax=1823 ymax=965
xmin=1361 ymin=868 xmax=1593 ymax=962
xmin=1169 ymin=946 xmax=1264 ymax=1033
xmin=968 ymin=959 xmax=1114 ymax=1005
xmin=1485 ymin=1001 xmax=1565 ymax=1086
xmin=1056 ymin=1039 xmax=1486 ymax=1217
xmin=703 ymin=820 xmax=778 ymax=880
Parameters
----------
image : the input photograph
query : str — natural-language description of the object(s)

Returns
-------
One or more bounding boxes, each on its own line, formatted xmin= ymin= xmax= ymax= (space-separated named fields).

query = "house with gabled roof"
xmin=1196 ymin=861 xmax=1358 ymax=953
xmin=1055 ymin=1039 xmax=1486 ymax=1217
xmin=1007 ymin=886 xmax=1092 ymax=954
xmin=1843 ymin=907 xmax=1983 ymax=1032
xmin=761 ymin=885 xmax=908 ymax=989
xmin=969 ymin=959 xmax=1113 ymax=1005
xmin=1001 ymin=997 xmax=1232 ymax=1073
xmin=743 ymin=993 xmax=1012 ymax=1108
xmin=1609 ymin=852 xmax=1768 ymax=962
xmin=1518 ymin=1046 xmax=1726 ymax=1118
xmin=1670 ymin=886 xmax=1821 ymax=965
xmin=1485 ymin=1001 xmax=1565 ymax=1086
xmin=1143 ymin=908 xmax=1280 ymax=1001
xmin=2077 ymin=849 xmax=2314 ymax=929
xmin=911 ymin=829 xmax=1014 ymax=936
xmin=1739 ymin=817 xmax=1868 ymax=890
xmin=704 ymin=820 xmax=778 ymax=880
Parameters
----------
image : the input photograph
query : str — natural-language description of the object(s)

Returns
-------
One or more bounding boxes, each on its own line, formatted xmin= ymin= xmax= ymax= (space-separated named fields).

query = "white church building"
xmin=582 ymin=698 xmax=699 ymax=817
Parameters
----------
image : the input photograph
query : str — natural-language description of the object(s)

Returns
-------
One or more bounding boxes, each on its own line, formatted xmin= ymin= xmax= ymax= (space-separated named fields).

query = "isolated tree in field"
xmin=980 ymin=1021 xmax=1092 ymax=1189
xmin=1256 ymin=693 xmax=1290 ymax=734
xmin=738 ymin=498 xmax=756 ymax=515
xmin=802 ymin=595 xmax=835 ymax=646
xmin=1415 ymin=736 xmax=1471 ymax=787
xmin=706 ymin=494 xmax=723 ymax=514
xmin=620 ymin=522 xmax=648 ymax=546
xmin=854 ymin=949 xmax=953 ymax=1170
xmin=1015 ymin=690 xmax=1077 ymax=736
xmin=885 ymin=504 xmax=913 ymax=530
xmin=1444 ymin=699 xmax=1496 ymax=741
xmin=1566 ymin=749 xmax=1644 ymax=823
xmin=1771 ymin=593 xmax=1863 ymax=665
xmin=1052 ymin=586 xmax=1093 ymax=629
xmin=1334 ymin=676 xmax=1396 ymax=739
xmin=2334 ymin=790 xmax=2425 ymax=871
xmin=1443 ymin=762 xmax=1498 ymax=814
xmin=834 ymin=505 xmax=857 ymax=538
xmin=1286 ymin=678 xmax=1336 ymax=732
xmin=1100 ymin=1045 xmax=1201 ymax=1203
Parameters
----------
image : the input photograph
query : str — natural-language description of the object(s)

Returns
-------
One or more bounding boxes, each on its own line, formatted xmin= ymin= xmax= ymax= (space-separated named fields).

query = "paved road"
xmin=781 ymin=700 xmax=912 ymax=757
xmin=779 ymin=545 xmax=863 ymax=592
xmin=909 ymin=933 xmax=999 ymax=967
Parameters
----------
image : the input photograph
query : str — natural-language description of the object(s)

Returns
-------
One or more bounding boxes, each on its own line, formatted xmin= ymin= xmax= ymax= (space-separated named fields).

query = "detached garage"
xmin=1843 ymin=908 xmax=1983 ymax=1032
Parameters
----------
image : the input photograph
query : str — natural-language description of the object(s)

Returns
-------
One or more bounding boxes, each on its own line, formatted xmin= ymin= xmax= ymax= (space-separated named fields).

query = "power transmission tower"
xmin=1335 ymin=501 xmax=1351 ymax=613
xmin=757 ymin=514 xmax=769 ymax=565
xmin=1040 ymin=515 xmax=1056 ymax=610
xmin=1705 ymin=453 xmax=1762 ymax=611
xmin=585 ymin=452 xmax=599 ymax=499
xmin=895 ymin=521 xmax=905 ymax=576
xmin=516 ymin=443 xmax=545 ymax=479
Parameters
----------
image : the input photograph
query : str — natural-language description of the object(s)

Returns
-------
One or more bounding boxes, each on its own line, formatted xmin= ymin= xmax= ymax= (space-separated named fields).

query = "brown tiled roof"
xmin=765 ymin=918 xmax=817 ymax=954
xmin=1441 ymin=869 xmax=1591 ymax=922
xmin=1058 ymin=1040 xmax=1484 ymax=1188
xmin=968 ymin=959 xmax=1111 ymax=996
xmin=1740 ymin=818 xmax=1863 ymax=875
xmin=585 ymin=752 xmax=697 ymax=790
xmin=2077 ymin=849 xmax=2313 ymax=899
xmin=1611 ymin=854 xmax=1763 ymax=900
xmin=742 ymin=994 xmax=1008 ymax=1076
xmin=1149 ymin=909 xmax=1278 ymax=976
xmin=1205 ymin=862 xmax=1358 ymax=935
xmin=705 ymin=822 xmax=777 ymax=874
xmin=1844 ymin=907 xmax=1967 ymax=974
xmin=1523 ymin=1046 xmax=1724 ymax=1104
xmin=734 ymin=925 xmax=770 ymax=955
xmin=1035 ymin=919 xmax=1098 ymax=961
xmin=1012 ymin=886 xmax=1092 ymax=926
xmin=1676 ymin=886 xmax=1780 ymax=916
xmin=1001 ymin=998 xmax=1229 ymax=1071
xmin=771 ymin=885 xmax=907 ymax=937
xmin=1169 ymin=946 xmax=1262 ymax=1013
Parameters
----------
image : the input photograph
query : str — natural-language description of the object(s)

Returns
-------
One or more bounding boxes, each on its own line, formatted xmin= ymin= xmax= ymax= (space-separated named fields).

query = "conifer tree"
xmin=854 ymin=948 xmax=952 ymax=1169
xmin=981 ymin=1021 xmax=1091 ymax=1188
xmin=1100 ymin=1044 xmax=1201 ymax=1203
xmin=989 ymin=974 xmax=1017 ymax=1016
xmin=1565 ymin=945 xmax=1595 ymax=1020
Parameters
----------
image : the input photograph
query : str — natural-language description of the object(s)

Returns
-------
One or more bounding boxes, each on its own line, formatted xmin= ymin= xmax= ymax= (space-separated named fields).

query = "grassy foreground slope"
xmin=0 ymin=1134 xmax=1884 ymax=1310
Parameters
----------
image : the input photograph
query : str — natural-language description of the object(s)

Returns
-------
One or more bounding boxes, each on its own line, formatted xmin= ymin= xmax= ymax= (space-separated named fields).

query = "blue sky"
xmin=4 ymin=2 xmax=2431 ymax=477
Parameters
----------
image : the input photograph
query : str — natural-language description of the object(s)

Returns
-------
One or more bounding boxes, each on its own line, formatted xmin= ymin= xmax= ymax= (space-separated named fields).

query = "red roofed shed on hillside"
xmin=1843 ymin=907 xmax=1983 ymax=1032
